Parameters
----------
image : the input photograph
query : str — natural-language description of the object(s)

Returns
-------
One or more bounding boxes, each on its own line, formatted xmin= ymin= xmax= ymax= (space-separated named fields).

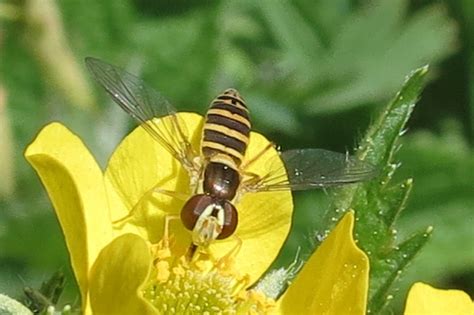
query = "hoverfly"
xmin=85 ymin=57 xmax=378 ymax=250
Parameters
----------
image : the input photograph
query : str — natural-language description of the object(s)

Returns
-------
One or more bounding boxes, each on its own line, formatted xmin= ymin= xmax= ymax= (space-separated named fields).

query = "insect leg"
xmin=112 ymin=195 xmax=149 ymax=226
xmin=186 ymin=235 xmax=242 ymax=268
xmin=240 ymin=142 xmax=275 ymax=171
xmin=153 ymin=188 xmax=189 ymax=201
xmin=151 ymin=214 xmax=180 ymax=265
xmin=162 ymin=214 xmax=180 ymax=249
xmin=233 ymin=143 xmax=277 ymax=201
xmin=112 ymin=185 xmax=188 ymax=226
xmin=186 ymin=243 xmax=198 ymax=261
xmin=214 ymin=235 xmax=242 ymax=271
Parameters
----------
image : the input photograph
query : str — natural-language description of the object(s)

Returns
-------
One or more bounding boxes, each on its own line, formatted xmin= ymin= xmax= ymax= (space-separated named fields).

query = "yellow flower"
xmin=404 ymin=282 xmax=474 ymax=315
xmin=26 ymin=113 xmax=370 ymax=314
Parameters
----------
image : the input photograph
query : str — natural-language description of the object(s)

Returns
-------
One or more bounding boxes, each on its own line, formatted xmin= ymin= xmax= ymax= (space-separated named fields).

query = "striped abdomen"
xmin=202 ymin=88 xmax=251 ymax=167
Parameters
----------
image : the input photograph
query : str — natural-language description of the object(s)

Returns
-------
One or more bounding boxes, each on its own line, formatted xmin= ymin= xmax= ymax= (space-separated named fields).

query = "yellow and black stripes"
xmin=202 ymin=89 xmax=251 ymax=167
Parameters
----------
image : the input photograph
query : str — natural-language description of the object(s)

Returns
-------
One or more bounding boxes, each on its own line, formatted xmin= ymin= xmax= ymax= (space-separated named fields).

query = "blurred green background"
xmin=0 ymin=0 xmax=472 ymax=313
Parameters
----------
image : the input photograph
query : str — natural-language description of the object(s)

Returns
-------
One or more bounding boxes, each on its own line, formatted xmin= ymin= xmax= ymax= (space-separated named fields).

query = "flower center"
xmin=143 ymin=239 xmax=274 ymax=314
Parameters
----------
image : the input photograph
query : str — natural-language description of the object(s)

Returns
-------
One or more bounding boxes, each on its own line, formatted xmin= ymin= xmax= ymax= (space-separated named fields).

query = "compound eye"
xmin=180 ymin=194 xmax=213 ymax=231
xmin=217 ymin=202 xmax=238 ymax=239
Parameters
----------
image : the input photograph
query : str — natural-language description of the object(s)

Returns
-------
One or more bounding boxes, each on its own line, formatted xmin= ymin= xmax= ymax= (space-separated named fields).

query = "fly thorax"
xmin=203 ymin=161 xmax=240 ymax=200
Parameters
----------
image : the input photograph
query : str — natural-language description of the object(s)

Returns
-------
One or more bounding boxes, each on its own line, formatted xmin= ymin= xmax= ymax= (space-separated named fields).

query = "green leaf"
xmin=244 ymin=93 xmax=301 ymax=136
xmin=358 ymin=65 xmax=429 ymax=168
xmin=359 ymin=66 xmax=431 ymax=313
xmin=22 ymin=271 xmax=66 ymax=314
xmin=257 ymin=0 xmax=323 ymax=70
xmin=305 ymin=1 xmax=456 ymax=114
xmin=309 ymin=66 xmax=431 ymax=314
xmin=388 ymin=122 xmax=474 ymax=309
xmin=23 ymin=287 xmax=51 ymax=314
xmin=368 ymin=227 xmax=433 ymax=313
xmin=38 ymin=271 xmax=65 ymax=305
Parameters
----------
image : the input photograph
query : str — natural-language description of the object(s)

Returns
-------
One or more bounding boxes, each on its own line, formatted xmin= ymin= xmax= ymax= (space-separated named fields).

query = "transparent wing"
xmin=243 ymin=148 xmax=379 ymax=192
xmin=85 ymin=57 xmax=194 ymax=165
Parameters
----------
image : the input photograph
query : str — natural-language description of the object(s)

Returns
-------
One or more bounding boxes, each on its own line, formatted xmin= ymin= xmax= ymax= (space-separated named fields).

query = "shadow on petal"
xmin=89 ymin=233 xmax=157 ymax=315
xmin=276 ymin=211 xmax=369 ymax=315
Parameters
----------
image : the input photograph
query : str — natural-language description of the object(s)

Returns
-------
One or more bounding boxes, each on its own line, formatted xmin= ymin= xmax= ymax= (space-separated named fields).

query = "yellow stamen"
xmin=143 ymin=235 xmax=275 ymax=314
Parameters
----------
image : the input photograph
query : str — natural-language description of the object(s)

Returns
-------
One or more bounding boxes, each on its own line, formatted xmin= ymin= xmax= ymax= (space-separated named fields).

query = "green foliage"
xmin=130 ymin=6 xmax=220 ymax=110
xmin=220 ymin=0 xmax=457 ymax=116
xmin=354 ymin=69 xmax=432 ymax=314
xmin=303 ymin=66 xmax=432 ymax=314
xmin=459 ymin=0 xmax=474 ymax=138
xmin=23 ymin=271 xmax=65 ymax=313
xmin=392 ymin=122 xmax=474 ymax=305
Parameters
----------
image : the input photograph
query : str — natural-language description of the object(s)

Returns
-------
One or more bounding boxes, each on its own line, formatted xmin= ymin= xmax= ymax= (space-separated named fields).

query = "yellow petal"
xmin=25 ymin=123 xmax=113 ymax=305
xmin=105 ymin=113 xmax=293 ymax=282
xmin=104 ymin=113 xmax=203 ymax=248
xmin=404 ymin=282 xmax=474 ymax=315
xmin=89 ymin=233 xmax=157 ymax=315
xmin=276 ymin=211 xmax=369 ymax=315
xmin=210 ymin=131 xmax=292 ymax=283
